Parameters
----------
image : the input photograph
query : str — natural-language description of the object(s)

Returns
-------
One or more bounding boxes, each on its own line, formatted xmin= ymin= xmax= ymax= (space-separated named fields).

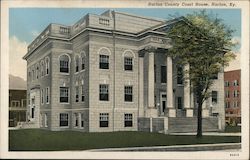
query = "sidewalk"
xmin=169 ymin=132 xmax=241 ymax=136
xmin=87 ymin=143 xmax=241 ymax=152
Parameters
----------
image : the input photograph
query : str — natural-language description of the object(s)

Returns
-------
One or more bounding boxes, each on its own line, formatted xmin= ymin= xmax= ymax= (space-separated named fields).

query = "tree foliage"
xmin=166 ymin=10 xmax=236 ymax=137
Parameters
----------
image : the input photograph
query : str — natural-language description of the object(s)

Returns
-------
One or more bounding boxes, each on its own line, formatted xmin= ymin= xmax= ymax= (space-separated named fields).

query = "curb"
xmin=87 ymin=143 xmax=241 ymax=152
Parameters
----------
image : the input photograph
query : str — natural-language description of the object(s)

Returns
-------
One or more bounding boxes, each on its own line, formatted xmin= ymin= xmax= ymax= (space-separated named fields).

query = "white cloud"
xmin=224 ymin=51 xmax=241 ymax=72
xmin=9 ymin=36 xmax=28 ymax=80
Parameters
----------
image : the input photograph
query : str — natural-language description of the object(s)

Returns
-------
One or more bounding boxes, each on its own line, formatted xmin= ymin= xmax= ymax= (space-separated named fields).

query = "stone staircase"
xmin=17 ymin=121 xmax=39 ymax=129
xmin=168 ymin=117 xmax=219 ymax=133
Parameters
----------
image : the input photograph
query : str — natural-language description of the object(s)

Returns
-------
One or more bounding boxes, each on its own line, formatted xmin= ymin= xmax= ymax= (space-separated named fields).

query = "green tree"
xmin=166 ymin=11 xmax=236 ymax=137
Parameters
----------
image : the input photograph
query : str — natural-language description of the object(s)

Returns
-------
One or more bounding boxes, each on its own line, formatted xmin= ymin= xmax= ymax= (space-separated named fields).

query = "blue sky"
xmin=10 ymin=8 xmax=241 ymax=43
xmin=9 ymin=8 xmax=241 ymax=80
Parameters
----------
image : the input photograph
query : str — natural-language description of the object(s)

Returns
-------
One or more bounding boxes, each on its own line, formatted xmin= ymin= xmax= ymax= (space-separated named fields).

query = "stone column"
xmin=148 ymin=52 xmax=154 ymax=108
xmin=166 ymin=56 xmax=176 ymax=117
xmin=138 ymin=57 xmax=144 ymax=117
xmin=146 ymin=52 xmax=157 ymax=117
xmin=184 ymin=64 xmax=193 ymax=117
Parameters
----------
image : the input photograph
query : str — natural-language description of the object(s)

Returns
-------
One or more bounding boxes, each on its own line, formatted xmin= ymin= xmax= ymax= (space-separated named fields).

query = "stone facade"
xmin=23 ymin=10 xmax=225 ymax=132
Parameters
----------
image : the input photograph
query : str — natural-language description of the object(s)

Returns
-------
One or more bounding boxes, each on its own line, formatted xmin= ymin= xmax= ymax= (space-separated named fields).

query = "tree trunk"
xmin=197 ymin=102 xmax=203 ymax=137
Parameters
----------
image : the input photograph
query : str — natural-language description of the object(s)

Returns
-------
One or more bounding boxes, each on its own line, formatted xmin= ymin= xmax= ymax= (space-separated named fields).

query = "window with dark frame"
xmin=75 ymin=113 xmax=78 ymax=127
xmin=124 ymin=57 xmax=133 ymax=71
xmin=99 ymin=55 xmax=109 ymax=69
xmin=60 ymin=113 xmax=68 ymax=127
xmin=177 ymin=97 xmax=182 ymax=109
xmin=81 ymin=57 xmax=85 ymax=70
xmin=99 ymin=113 xmax=109 ymax=127
xmin=60 ymin=55 xmax=69 ymax=73
xmin=99 ymin=84 xmax=109 ymax=101
xmin=46 ymin=87 xmax=49 ymax=103
xmin=124 ymin=86 xmax=133 ymax=102
xmin=60 ymin=87 xmax=69 ymax=103
xmin=161 ymin=66 xmax=166 ymax=83
xmin=81 ymin=113 xmax=84 ymax=128
xmin=41 ymin=89 xmax=44 ymax=104
xmin=75 ymin=57 xmax=79 ymax=72
xmin=177 ymin=66 xmax=183 ymax=85
xmin=124 ymin=113 xmax=133 ymax=127
xmin=75 ymin=86 xmax=79 ymax=102
xmin=212 ymin=91 xmax=218 ymax=103
xmin=81 ymin=85 xmax=85 ymax=102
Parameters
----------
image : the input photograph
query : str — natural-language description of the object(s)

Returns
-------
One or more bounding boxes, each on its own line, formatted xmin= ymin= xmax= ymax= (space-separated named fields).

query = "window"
xmin=75 ymin=86 xmax=79 ymax=102
xmin=224 ymin=81 xmax=230 ymax=87
xmin=177 ymin=97 xmax=182 ymax=109
xmin=45 ymin=57 xmax=49 ymax=75
xmin=41 ymin=89 xmax=44 ymax=104
xmin=212 ymin=91 xmax=218 ymax=103
xmin=81 ymin=57 xmax=85 ymax=70
xmin=32 ymin=70 xmax=35 ymax=80
xmin=99 ymin=84 xmax=109 ymax=101
xmin=233 ymin=90 xmax=239 ymax=97
xmin=124 ymin=57 xmax=133 ymax=71
xmin=74 ymin=113 xmax=78 ymax=127
xmin=99 ymin=55 xmax=109 ymax=69
xmin=60 ymin=55 xmax=69 ymax=73
xmin=60 ymin=87 xmax=69 ymax=103
xmin=233 ymin=80 xmax=239 ymax=86
xmin=36 ymin=65 xmax=39 ymax=79
xmin=75 ymin=56 xmax=79 ymax=72
xmin=161 ymin=66 xmax=166 ymax=83
xmin=225 ymin=101 xmax=230 ymax=108
xmin=124 ymin=113 xmax=133 ymax=127
xmin=124 ymin=86 xmax=133 ymax=102
xmin=99 ymin=113 xmax=109 ymax=127
xmin=11 ymin=101 xmax=20 ymax=107
xmin=46 ymin=87 xmax=49 ymax=104
xmin=81 ymin=113 xmax=84 ymax=128
xmin=21 ymin=99 xmax=27 ymax=107
xmin=40 ymin=61 xmax=44 ymax=77
xmin=28 ymin=71 xmax=31 ymax=81
xmin=81 ymin=85 xmax=85 ymax=102
xmin=60 ymin=113 xmax=68 ymax=127
xmin=233 ymin=101 xmax=238 ymax=108
xmin=177 ymin=66 xmax=183 ymax=85
xmin=225 ymin=90 xmax=230 ymax=98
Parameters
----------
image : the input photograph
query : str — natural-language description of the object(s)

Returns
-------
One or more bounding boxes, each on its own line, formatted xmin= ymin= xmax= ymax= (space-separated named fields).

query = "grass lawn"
xmin=224 ymin=125 xmax=241 ymax=133
xmin=9 ymin=129 xmax=241 ymax=151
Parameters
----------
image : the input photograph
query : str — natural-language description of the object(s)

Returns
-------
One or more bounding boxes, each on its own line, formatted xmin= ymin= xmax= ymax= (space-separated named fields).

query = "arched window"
xmin=98 ymin=47 xmax=111 ymax=69
xmin=75 ymin=55 xmax=79 ymax=72
xmin=122 ymin=50 xmax=135 ymax=71
xmin=59 ymin=54 xmax=70 ymax=73
xmin=36 ymin=64 xmax=39 ymax=79
xmin=40 ymin=61 xmax=44 ymax=77
xmin=81 ymin=51 xmax=86 ymax=71
xmin=45 ymin=57 xmax=50 ymax=75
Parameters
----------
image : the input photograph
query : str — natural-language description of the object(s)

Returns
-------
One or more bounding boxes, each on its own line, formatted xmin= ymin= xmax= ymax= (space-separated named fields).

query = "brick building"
xmin=224 ymin=70 xmax=241 ymax=126
xmin=22 ymin=10 xmax=225 ymax=132
xmin=9 ymin=90 xmax=27 ymax=127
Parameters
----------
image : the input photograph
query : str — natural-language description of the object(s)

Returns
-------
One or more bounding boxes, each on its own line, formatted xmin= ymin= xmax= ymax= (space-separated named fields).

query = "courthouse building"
xmin=23 ymin=10 xmax=225 ymax=132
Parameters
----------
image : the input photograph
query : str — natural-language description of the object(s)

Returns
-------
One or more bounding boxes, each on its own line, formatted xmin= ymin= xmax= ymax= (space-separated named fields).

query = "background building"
xmin=9 ymin=89 xmax=27 ymax=127
xmin=22 ymin=10 xmax=225 ymax=132
xmin=224 ymin=69 xmax=241 ymax=126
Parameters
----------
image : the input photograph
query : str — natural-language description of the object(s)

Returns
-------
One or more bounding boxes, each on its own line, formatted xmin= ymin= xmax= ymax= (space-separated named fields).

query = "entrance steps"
xmin=17 ymin=121 xmax=39 ymax=129
xmin=168 ymin=117 xmax=219 ymax=133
